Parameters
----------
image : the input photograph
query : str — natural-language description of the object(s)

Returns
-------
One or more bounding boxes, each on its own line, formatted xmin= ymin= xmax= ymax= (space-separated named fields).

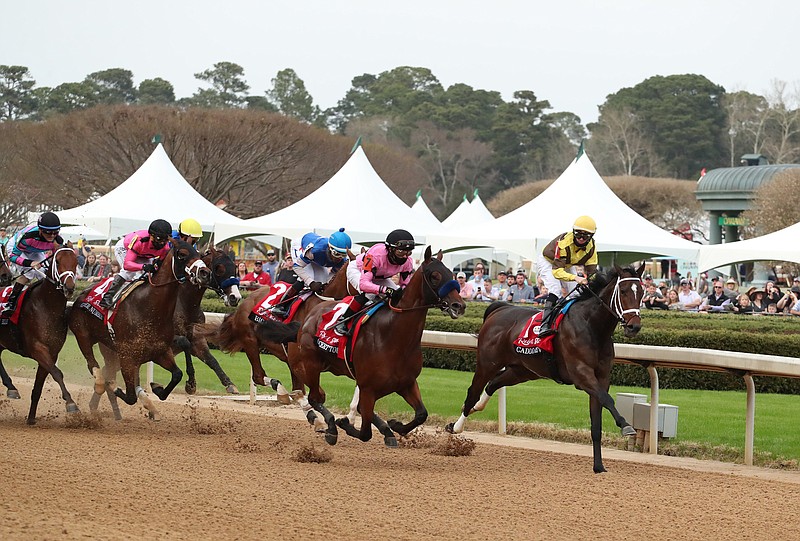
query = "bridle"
xmin=148 ymin=249 xmax=208 ymax=287
xmin=388 ymin=263 xmax=459 ymax=314
xmin=580 ymin=275 xmax=642 ymax=325
xmin=43 ymin=247 xmax=76 ymax=293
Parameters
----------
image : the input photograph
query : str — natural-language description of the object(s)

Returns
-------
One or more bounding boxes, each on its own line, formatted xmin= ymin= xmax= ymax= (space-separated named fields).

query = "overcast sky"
xmin=4 ymin=0 xmax=797 ymax=124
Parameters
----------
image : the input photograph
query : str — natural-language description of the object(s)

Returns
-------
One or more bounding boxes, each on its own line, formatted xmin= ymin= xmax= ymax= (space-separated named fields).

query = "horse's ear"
xmin=424 ymin=246 xmax=432 ymax=261
xmin=360 ymin=246 xmax=367 ymax=254
xmin=436 ymin=249 xmax=443 ymax=261
xmin=635 ymin=263 xmax=646 ymax=277
xmin=346 ymin=248 xmax=356 ymax=261
xmin=65 ymin=240 xmax=73 ymax=248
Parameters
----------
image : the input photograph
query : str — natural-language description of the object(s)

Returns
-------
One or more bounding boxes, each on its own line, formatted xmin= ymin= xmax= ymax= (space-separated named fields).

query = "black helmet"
xmin=148 ymin=219 xmax=172 ymax=240
xmin=38 ymin=211 xmax=61 ymax=231
xmin=385 ymin=229 xmax=415 ymax=251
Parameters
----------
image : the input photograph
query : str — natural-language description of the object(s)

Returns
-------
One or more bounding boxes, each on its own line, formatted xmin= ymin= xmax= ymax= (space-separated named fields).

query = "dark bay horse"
xmin=0 ymin=244 xmax=12 ymax=287
xmin=69 ymin=239 xmax=211 ymax=420
xmin=0 ymin=246 xmax=79 ymax=424
xmin=446 ymin=265 xmax=645 ymax=473
xmin=201 ymin=254 xmax=356 ymax=405
xmin=254 ymin=247 xmax=465 ymax=447
xmin=174 ymin=246 xmax=242 ymax=395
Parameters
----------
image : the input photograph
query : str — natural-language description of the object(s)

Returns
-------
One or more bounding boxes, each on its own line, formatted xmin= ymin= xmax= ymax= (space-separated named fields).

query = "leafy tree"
xmin=0 ymin=65 xmax=38 ymax=120
xmin=244 ymin=95 xmax=277 ymax=112
xmin=137 ymin=78 xmax=175 ymax=105
xmin=85 ymin=68 xmax=136 ymax=104
xmin=42 ymin=81 xmax=98 ymax=115
xmin=601 ymin=74 xmax=727 ymax=178
xmin=191 ymin=61 xmax=250 ymax=108
xmin=267 ymin=68 xmax=318 ymax=123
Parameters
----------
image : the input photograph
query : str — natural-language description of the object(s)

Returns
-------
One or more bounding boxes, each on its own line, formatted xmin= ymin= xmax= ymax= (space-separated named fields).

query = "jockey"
xmin=535 ymin=215 xmax=598 ymax=337
xmin=334 ymin=229 xmax=415 ymax=336
xmin=100 ymin=219 xmax=172 ymax=309
xmin=1 ymin=212 xmax=64 ymax=318
xmin=270 ymin=228 xmax=352 ymax=318
xmin=172 ymin=218 xmax=203 ymax=248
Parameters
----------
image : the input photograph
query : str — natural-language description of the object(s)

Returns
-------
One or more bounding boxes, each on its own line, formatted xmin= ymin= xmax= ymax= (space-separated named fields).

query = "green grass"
xmin=2 ymin=334 xmax=799 ymax=467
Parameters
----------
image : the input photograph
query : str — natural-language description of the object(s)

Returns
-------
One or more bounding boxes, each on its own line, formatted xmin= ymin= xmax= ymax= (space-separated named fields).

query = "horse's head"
xmin=609 ymin=264 xmax=645 ymax=337
xmin=419 ymin=246 xmax=465 ymax=319
xmin=203 ymin=246 xmax=242 ymax=307
xmin=0 ymin=244 xmax=12 ymax=287
xmin=50 ymin=246 xmax=78 ymax=299
xmin=171 ymin=238 xmax=211 ymax=287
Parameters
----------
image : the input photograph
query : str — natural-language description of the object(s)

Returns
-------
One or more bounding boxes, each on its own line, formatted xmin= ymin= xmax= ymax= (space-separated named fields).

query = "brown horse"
xmin=201 ymin=254 xmax=356 ymax=405
xmin=253 ymin=247 xmax=465 ymax=447
xmin=446 ymin=265 xmax=645 ymax=473
xmin=0 ymin=244 xmax=12 ymax=287
xmin=0 ymin=246 xmax=79 ymax=424
xmin=69 ymin=238 xmax=211 ymax=419
xmin=174 ymin=246 xmax=242 ymax=395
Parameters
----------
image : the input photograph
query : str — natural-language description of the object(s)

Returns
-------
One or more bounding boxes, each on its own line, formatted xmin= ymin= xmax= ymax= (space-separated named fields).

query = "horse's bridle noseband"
xmin=45 ymin=247 xmax=76 ymax=293
xmin=581 ymin=276 xmax=642 ymax=325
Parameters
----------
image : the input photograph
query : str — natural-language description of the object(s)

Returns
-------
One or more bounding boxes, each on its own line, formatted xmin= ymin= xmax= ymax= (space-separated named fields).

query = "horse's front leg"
xmin=0 ymin=353 xmax=21 ymax=399
xmin=192 ymin=334 xmax=238 ymax=394
xmin=387 ymin=382 xmax=427 ymax=441
xmin=244 ymin=345 xmax=290 ymax=404
xmin=28 ymin=344 xmax=78 ymax=422
xmin=173 ymin=336 xmax=196 ymax=394
xmin=588 ymin=394 xmax=606 ymax=473
xmin=149 ymin=350 xmax=183 ymax=401
xmin=113 ymin=360 xmax=139 ymax=406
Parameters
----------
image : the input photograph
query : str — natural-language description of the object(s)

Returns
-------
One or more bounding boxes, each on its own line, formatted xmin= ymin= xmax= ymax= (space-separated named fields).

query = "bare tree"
xmin=590 ymin=105 xmax=652 ymax=175
xmin=762 ymin=80 xmax=800 ymax=164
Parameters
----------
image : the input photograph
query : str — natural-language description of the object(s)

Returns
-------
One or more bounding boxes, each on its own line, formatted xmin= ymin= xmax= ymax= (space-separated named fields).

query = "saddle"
xmin=315 ymin=298 xmax=384 ymax=368
xmin=250 ymin=281 xmax=308 ymax=324
xmin=80 ymin=278 xmax=144 ymax=323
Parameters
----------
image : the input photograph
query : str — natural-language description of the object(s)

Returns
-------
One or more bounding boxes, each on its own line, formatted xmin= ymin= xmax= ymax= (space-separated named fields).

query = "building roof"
xmin=696 ymin=164 xmax=800 ymax=211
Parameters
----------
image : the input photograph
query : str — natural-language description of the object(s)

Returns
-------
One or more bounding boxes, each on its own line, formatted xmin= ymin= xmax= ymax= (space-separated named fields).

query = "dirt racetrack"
xmin=2 ymin=378 xmax=800 ymax=541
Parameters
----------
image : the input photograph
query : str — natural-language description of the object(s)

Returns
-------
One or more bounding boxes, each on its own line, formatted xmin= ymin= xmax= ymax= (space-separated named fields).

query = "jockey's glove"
xmin=309 ymin=281 xmax=324 ymax=293
xmin=379 ymin=286 xmax=395 ymax=298
xmin=142 ymin=263 xmax=158 ymax=274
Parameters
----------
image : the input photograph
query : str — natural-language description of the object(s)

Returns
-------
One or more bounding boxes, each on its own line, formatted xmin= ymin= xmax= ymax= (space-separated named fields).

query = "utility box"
xmin=632 ymin=402 xmax=679 ymax=438
xmin=616 ymin=393 xmax=648 ymax=425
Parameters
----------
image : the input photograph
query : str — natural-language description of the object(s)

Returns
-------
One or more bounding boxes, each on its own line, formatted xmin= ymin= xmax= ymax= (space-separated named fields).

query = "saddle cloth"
xmin=250 ymin=281 xmax=308 ymax=324
xmin=316 ymin=297 xmax=383 ymax=361
xmin=0 ymin=285 xmax=30 ymax=325
xmin=512 ymin=301 xmax=573 ymax=355
xmin=79 ymin=277 xmax=142 ymax=324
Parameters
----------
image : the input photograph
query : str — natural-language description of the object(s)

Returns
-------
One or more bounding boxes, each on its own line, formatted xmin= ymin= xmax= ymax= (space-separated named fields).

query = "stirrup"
xmin=538 ymin=325 xmax=556 ymax=337
xmin=270 ymin=305 xmax=290 ymax=318
xmin=334 ymin=321 xmax=350 ymax=336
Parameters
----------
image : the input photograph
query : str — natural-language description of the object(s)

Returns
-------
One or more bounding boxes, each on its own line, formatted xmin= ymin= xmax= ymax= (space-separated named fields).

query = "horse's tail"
xmin=196 ymin=313 xmax=242 ymax=354
xmin=254 ymin=319 xmax=301 ymax=345
xmin=483 ymin=300 xmax=509 ymax=322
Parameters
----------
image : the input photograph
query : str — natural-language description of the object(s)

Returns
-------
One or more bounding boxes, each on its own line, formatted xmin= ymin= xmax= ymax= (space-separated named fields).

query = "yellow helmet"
xmin=179 ymin=218 xmax=203 ymax=238
xmin=573 ymin=215 xmax=596 ymax=234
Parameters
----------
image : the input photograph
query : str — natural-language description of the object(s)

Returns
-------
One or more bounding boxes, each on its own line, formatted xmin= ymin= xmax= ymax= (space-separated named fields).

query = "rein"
xmin=579 ymin=276 xmax=642 ymax=324
xmin=388 ymin=268 xmax=456 ymax=313
xmin=147 ymin=256 xmax=204 ymax=287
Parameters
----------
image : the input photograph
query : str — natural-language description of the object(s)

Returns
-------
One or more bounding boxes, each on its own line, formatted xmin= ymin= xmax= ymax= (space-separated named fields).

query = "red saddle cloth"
xmin=251 ymin=281 xmax=303 ymax=324
xmin=512 ymin=311 xmax=565 ymax=355
xmin=0 ymin=285 xmax=30 ymax=325
xmin=315 ymin=296 xmax=361 ymax=360
xmin=79 ymin=277 xmax=118 ymax=324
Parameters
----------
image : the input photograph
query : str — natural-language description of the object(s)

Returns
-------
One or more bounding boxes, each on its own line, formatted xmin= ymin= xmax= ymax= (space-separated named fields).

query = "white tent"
xmin=58 ymin=144 xmax=240 ymax=239
xmin=213 ymin=146 xmax=439 ymax=245
xmin=698 ymin=222 xmax=800 ymax=271
xmin=442 ymin=192 xmax=495 ymax=229
xmin=410 ymin=192 xmax=446 ymax=231
xmin=427 ymin=152 xmax=701 ymax=265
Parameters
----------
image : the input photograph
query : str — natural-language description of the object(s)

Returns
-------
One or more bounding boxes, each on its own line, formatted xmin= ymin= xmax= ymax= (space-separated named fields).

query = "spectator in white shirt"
xmin=677 ymin=278 xmax=702 ymax=311
xmin=467 ymin=263 xmax=486 ymax=291
xmin=473 ymin=277 xmax=498 ymax=302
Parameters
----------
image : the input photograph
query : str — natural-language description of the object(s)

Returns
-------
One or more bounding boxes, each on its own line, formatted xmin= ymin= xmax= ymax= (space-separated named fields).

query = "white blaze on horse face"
xmin=630 ymin=282 xmax=639 ymax=301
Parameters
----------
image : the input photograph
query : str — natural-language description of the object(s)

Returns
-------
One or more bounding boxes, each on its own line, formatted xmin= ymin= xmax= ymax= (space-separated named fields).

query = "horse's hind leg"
xmin=27 ymin=365 xmax=50 ymax=425
xmin=371 ymin=413 xmax=398 ymax=448
xmin=589 ymin=395 xmax=606 ymax=473
xmin=149 ymin=350 xmax=183 ymax=401
xmin=174 ymin=336 xmax=196 ymax=395
xmin=191 ymin=334 xmax=238 ymax=394
xmin=0 ymin=353 xmax=21 ymax=399
xmin=244 ymin=344 xmax=290 ymax=404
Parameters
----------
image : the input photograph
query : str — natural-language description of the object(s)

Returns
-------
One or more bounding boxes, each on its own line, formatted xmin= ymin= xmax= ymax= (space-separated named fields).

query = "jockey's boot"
xmin=1 ymin=282 xmax=25 ymax=318
xmin=99 ymin=275 xmax=126 ymax=309
xmin=537 ymin=293 xmax=560 ymax=337
xmin=333 ymin=298 xmax=364 ymax=337
xmin=270 ymin=280 xmax=304 ymax=319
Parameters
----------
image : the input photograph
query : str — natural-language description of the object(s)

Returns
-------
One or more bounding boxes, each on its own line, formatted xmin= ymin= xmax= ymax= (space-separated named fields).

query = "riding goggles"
xmin=573 ymin=230 xmax=593 ymax=241
xmin=151 ymin=235 xmax=168 ymax=245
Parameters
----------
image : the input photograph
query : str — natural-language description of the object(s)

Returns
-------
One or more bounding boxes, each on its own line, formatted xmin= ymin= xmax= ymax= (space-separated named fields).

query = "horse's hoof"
xmin=324 ymin=433 xmax=338 ymax=446
xmin=335 ymin=417 xmax=351 ymax=429
xmin=66 ymin=403 xmax=79 ymax=414
xmin=6 ymin=389 xmax=20 ymax=399
xmin=621 ymin=425 xmax=636 ymax=437
xmin=384 ymin=436 xmax=398 ymax=448
xmin=26 ymin=418 xmax=36 ymax=426
xmin=184 ymin=383 xmax=197 ymax=395
xmin=148 ymin=411 xmax=162 ymax=422
xmin=94 ymin=382 xmax=105 ymax=395
xmin=444 ymin=422 xmax=455 ymax=434
xmin=226 ymin=384 xmax=240 ymax=395
xmin=313 ymin=417 xmax=327 ymax=433
xmin=593 ymin=465 xmax=607 ymax=474
xmin=276 ymin=392 xmax=291 ymax=405
xmin=150 ymin=383 xmax=166 ymax=400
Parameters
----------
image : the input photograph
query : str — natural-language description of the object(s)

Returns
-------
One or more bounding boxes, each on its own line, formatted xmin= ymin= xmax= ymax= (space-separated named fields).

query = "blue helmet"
xmin=328 ymin=228 xmax=352 ymax=255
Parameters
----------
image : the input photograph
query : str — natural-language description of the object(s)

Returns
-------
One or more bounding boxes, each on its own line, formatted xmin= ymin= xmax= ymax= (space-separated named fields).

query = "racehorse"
xmin=446 ymin=265 xmax=645 ymax=473
xmin=86 ymin=245 xmax=243 ymax=416
xmin=69 ymin=239 xmax=210 ymax=419
xmin=201 ymin=253 xmax=356 ymax=405
xmin=174 ymin=245 xmax=242 ymax=395
xmin=254 ymin=247 xmax=465 ymax=447
xmin=0 ymin=246 xmax=79 ymax=424
xmin=0 ymin=244 xmax=12 ymax=287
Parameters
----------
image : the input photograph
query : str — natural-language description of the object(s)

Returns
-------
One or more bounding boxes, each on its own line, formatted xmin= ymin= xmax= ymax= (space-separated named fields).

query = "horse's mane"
xmin=575 ymin=265 xmax=637 ymax=301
